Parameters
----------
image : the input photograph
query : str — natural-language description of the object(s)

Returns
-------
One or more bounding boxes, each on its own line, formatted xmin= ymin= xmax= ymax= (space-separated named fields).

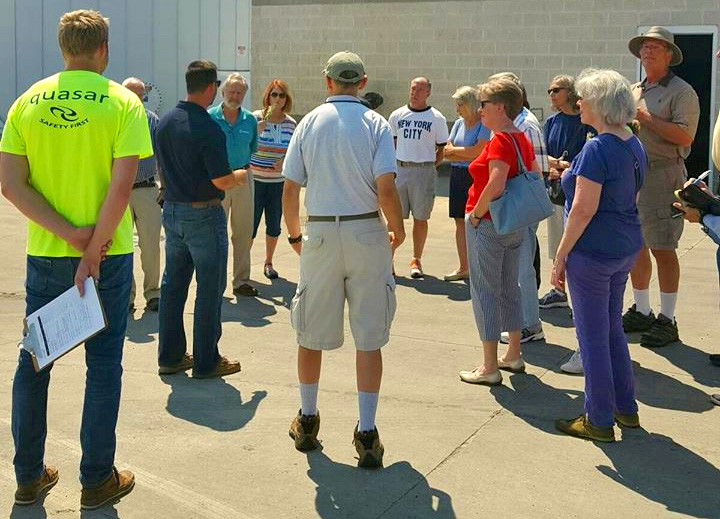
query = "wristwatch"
xmin=288 ymin=233 xmax=303 ymax=244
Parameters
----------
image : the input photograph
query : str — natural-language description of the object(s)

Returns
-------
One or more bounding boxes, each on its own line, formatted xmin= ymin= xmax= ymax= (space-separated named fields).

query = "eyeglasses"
xmin=547 ymin=87 xmax=566 ymax=95
xmin=270 ymin=92 xmax=287 ymax=98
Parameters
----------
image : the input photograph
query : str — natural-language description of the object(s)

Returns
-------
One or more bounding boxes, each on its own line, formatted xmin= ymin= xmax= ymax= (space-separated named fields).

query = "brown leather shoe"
xmin=289 ymin=409 xmax=320 ymax=451
xmin=158 ymin=353 xmax=193 ymax=375
xmin=353 ymin=424 xmax=384 ymax=468
xmin=193 ymin=356 xmax=241 ymax=379
xmin=15 ymin=465 xmax=59 ymax=505
xmin=614 ymin=411 xmax=640 ymax=428
xmin=80 ymin=467 xmax=135 ymax=510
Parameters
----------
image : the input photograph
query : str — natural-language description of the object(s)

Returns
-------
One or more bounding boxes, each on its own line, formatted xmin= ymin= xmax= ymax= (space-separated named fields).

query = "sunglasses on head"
xmin=270 ymin=92 xmax=287 ymax=98
xmin=547 ymin=87 xmax=565 ymax=94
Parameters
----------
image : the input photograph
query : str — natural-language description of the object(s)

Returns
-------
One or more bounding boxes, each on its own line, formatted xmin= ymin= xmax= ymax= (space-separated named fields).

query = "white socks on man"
xmin=632 ymin=288 xmax=677 ymax=320
xmin=659 ymin=292 xmax=677 ymax=320
xmin=299 ymin=383 xmax=318 ymax=416
xmin=358 ymin=391 xmax=379 ymax=432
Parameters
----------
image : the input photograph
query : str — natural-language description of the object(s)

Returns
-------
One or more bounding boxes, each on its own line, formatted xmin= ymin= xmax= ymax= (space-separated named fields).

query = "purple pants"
xmin=566 ymin=250 xmax=639 ymax=428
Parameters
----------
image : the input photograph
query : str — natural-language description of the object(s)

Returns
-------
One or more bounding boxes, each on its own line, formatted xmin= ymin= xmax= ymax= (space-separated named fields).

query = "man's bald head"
xmin=122 ymin=77 xmax=145 ymax=101
xmin=409 ymin=77 xmax=432 ymax=109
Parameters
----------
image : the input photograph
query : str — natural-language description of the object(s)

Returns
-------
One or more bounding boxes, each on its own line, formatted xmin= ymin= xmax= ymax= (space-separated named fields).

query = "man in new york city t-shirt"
xmin=388 ymin=77 xmax=448 ymax=279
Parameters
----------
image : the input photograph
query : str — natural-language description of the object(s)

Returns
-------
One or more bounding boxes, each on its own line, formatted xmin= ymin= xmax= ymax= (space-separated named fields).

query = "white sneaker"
xmin=561 ymin=350 xmax=584 ymax=374
xmin=500 ymin=327 xmax=545 ymax=344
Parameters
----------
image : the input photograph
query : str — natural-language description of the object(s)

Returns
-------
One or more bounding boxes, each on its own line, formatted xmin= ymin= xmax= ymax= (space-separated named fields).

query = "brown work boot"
xmin=289 ymin=409 xmax=320 ymax=451
xmin=193 ymin=356 xmax=241 ymax=379
xmin=80 ymin=467 xmax=135 ymax=510
xmin=158 ymin=353 xmax=193 ymax=375
xmin=353 ymin=424 xmax=384 ymax=469
xmin=15 ymin=465 xmax=59 ymax=505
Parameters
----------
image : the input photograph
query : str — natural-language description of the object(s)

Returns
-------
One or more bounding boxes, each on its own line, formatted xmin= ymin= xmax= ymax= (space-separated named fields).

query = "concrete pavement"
xmin=0 ymin=190 xmax=718 ymax=519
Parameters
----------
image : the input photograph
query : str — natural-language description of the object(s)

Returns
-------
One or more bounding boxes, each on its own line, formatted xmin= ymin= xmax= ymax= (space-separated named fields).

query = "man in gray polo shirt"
xmin=282 ymin=51 xmax=405 ymax=468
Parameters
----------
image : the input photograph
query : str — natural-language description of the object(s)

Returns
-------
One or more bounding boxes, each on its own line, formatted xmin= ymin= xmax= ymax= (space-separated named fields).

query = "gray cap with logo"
xmin=323 ymin=51 xmax=365 ymax=83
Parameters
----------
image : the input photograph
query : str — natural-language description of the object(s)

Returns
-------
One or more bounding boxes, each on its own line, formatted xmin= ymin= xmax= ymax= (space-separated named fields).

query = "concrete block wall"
xmin=251 ymin=0 xmax=720 ymax=123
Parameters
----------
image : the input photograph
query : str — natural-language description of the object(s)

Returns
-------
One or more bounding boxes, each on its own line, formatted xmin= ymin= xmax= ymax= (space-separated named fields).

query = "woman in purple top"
xmin=551 ymin=68 xmax=647 ymax=442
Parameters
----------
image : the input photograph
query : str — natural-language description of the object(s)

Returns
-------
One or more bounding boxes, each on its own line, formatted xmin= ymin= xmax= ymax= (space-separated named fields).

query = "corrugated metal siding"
xmin=0 ymin=0 xmax=251 ymax=120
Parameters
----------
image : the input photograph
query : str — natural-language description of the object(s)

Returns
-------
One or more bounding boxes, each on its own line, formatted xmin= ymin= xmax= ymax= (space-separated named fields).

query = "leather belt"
xmin=133 ymin=177 xmax=156 ymax=189
xmin=173 ymin=198 xmax=223 ymax=209
xmin=397 ymin=160 xmax=434 ymax=167
xmin=307 ymin=211 xmax=379 ymax=222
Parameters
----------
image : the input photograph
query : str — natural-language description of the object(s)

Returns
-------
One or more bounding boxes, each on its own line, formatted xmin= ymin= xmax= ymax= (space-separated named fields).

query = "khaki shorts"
xmin=396 ymin=163 xmax=436 ymax=220
xmin=290 ymin=218 xmax=396 ymax=351
xmin=637 ymin=163 xmax=686 ymax=250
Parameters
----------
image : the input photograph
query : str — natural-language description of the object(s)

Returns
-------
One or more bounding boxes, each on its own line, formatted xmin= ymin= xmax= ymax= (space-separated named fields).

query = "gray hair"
xmin=549 ymin=74 xmax=581 ymax=110
xmin=451 ymin=86 xmax=480 ymax=114
xmin=221 ymin=72 xmax=248 ymax=94
xmin=487 ymin=71 xmax=528 ymax=108
xmin=575 ymin=68 xmax=636 ymax=126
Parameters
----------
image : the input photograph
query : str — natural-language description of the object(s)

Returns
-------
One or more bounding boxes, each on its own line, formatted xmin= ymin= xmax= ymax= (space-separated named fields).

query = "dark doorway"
xmin=671 ymin=33 xmax=713 ymax=178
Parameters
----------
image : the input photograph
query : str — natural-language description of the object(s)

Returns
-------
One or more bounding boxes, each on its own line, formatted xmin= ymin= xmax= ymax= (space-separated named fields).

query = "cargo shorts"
xmin=290 ymin=218 xmax=397 ymax=351
xmin=637 ymin=162 xmax=686 ymax=250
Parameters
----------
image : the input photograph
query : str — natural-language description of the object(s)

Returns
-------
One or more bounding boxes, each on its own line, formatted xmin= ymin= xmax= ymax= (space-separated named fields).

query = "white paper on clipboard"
xmin=22 ymin=277 xmax=107 ymax=371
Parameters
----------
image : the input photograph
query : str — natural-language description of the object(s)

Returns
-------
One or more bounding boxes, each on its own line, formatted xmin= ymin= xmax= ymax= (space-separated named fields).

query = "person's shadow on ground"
xmin=10 ymin=501 xmax=48 ymax=519
xmin=638 ymin=340 xmax=720 ymax=388
xmin=80 ymin=506 xmax=120 ymax=519
xmin=125 ymin=309 xmax=157 ymax=344
xmin=161 ymin=373 xmax=266 ymax=431
xmin=221 ymin=278 xmax=297 ymax=327
xmin=305 ymin=450 xmax=455 ymax=519
xmin=394 ymin=275 xmax=470 ymax=302
xmin=539 ymin=307 xmax=575 ymax=328
xmin=596 ymin=428 xmax=720 ymax=518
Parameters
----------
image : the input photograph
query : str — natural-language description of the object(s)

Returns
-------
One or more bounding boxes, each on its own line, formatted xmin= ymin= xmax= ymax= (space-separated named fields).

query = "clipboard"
xmin=21 ymin=277 xmax=108 ymax=372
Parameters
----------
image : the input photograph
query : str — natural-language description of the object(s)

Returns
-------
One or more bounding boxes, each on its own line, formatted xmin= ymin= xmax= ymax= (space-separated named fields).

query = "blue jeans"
xmin=566 ymin=250 xmax=638 ymax=428
xmin=158 ymin=202 xmax=227 ymax=376
xmin=13 ymin=254 xmax=132 ymax=486
xmin=518 ymin=223 xmax=541 ymax=330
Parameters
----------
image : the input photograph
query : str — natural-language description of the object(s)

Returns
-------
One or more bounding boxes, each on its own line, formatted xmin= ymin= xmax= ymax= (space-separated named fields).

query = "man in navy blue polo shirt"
xmin=155 ymin=60 xmax=248 ymax=379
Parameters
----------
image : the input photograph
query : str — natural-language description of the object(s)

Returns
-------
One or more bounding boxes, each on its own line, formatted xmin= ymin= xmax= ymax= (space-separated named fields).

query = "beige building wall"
xmin=251 ymin=0 xmax=720 ymax=126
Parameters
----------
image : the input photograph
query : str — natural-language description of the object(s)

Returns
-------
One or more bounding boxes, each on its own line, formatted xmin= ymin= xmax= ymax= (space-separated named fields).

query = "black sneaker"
xmin=289 ymin=409 xmax=320 ymax=451
xmin=640 ymin=313 xmax=679 ymax=348
xmin=622 ymin=304 xmax=655 ymax=333
xmin=353 ymin=424 xmax=384 ymax=469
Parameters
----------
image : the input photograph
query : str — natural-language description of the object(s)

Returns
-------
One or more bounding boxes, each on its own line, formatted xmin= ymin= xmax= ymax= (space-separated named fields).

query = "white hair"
xmin=575 ymin=68 xmax=636 ymax=126
xmin=221 ymin=72 xmax=248 ymax=94
xmin=451 ymin=86 xmax=480 ymax=114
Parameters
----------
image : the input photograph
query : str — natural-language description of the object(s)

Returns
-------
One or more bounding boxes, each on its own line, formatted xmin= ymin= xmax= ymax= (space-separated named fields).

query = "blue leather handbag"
xmin=489 ymin=134 xmax=555 ymax=234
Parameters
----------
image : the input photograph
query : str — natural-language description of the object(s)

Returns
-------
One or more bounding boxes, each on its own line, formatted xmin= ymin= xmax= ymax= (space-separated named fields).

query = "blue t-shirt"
xmin=156 ymin=101 xmax=230 ymax=203
xmin=448 ymin=118 xmax=491 ymax=167
xmin=561 ymin=133 xmax=647 ymax=259
xmin=543 ymin=112 xmax=593 ymax=162
xmin=208 ymin=105 xmax=258 ymax=169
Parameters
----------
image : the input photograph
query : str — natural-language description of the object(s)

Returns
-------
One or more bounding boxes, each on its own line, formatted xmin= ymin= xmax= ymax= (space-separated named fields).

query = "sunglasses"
xmin=214 ymin=80 xmax=221 ymax=87
xmin=270 ymin=92 xmax=287 ymax=98
xmin=547 ymin=87 xmax=566 ymax=95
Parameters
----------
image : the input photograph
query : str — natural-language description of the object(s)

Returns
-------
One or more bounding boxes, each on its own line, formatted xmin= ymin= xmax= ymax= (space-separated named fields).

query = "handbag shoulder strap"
xmin=506 ymin=132 xmax=528 ymax=175
xmin=614 ymin=135 xmax=644 ymax=193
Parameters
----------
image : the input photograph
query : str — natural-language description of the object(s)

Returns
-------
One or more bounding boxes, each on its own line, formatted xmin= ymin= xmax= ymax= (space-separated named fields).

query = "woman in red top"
xmin=459 ymin=78 xmax=540 ymax=386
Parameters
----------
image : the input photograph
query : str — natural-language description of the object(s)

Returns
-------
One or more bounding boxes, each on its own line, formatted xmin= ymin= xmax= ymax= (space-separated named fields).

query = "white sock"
xmin=659 ymin=292 xmax=677 ymax=320
xmin=299 ymin=383 xmax=318 ymax=416
xmin=633 ymin=289 xmax=652 ymax=315
xmin=358 ymin=391 xmax=379 ymax=432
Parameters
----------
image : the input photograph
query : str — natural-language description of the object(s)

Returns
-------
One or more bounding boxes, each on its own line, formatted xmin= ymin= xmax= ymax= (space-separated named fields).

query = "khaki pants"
xmin=222 ymin=173 xmax=254 ymax=288
xmin=129 ymin=185 xmax=162 ymax=303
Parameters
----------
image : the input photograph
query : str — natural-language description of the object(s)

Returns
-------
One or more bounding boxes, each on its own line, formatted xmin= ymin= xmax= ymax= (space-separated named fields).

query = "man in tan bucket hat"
xmin=623 ymin=26 xmax=700 ymax=348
